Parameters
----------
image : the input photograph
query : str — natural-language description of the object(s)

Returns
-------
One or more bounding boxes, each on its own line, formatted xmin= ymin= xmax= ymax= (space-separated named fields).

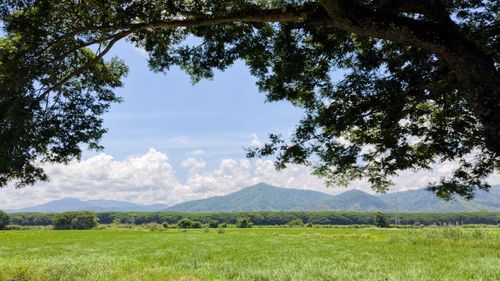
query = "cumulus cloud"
xmin=182 ymin=157 xmax=207 ymax=172
xmin=248 ymin=133 xmax=262 ymax=147
xmin=0 ymin=148 xmax=498 ymax=209
xmin=1 ymin=149 xmax=186 ymax=208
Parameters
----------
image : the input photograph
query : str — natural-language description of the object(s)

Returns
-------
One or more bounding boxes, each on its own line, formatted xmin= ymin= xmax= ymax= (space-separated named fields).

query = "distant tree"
xmin=177 ymin=218 xmax=194 ymax=229
xmin=375 ymin=212 xmax=388 ymax=228
xmin=53 ymin=212 xmax=98 ymax=230
xmin=287 ymin=217 xmax=304 ymax=227
xmin=236 ymin=217 xmax=253 ymax=228
xmin=192 ymin=221 xmax=202 ymax=229
xmin=0 ymin=210 xmax=10 ymax=230
xmin=208 ymin=219 xmax=219 ymax=228
xmin=0 ymin=1 xmax=498 ymax=200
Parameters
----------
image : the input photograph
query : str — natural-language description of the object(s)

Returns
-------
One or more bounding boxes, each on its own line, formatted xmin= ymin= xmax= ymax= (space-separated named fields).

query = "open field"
xmin=0 ymin=227 xmax=499 ymax=281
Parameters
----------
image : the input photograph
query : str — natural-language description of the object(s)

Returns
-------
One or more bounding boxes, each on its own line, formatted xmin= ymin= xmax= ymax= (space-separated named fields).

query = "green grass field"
xmin=0 ymin=227 xmax=499 ymax=281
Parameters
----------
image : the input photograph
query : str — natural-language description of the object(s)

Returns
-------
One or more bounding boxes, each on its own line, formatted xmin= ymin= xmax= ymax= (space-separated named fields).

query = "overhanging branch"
xmin=65 ymin=5 xmax=328 ymax=36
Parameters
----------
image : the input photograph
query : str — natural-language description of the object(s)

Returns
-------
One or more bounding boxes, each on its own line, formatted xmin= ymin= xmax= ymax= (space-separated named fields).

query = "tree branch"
xmin=37 ymin=31 xmax=131 ymax=102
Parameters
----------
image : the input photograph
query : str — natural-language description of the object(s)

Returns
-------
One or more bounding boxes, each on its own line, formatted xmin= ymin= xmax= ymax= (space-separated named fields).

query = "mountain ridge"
xmin=4 ymin=183 xmax=500 ymax=213
xmin=166 ymin=183 xmax=500 ymax=213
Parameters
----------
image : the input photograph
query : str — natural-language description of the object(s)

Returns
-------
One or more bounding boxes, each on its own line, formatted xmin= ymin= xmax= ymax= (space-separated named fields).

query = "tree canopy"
xmin=0 ymin=0 xmax=498 ymax=199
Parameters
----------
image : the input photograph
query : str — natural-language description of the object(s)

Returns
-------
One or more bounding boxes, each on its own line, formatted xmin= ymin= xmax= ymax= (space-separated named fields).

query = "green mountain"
xmin=316 ymin=190 xmax=392 ymax=211
xmin=7 ymin=183 xmax=499 ymax=213
xmin=167 ymin=183 xmax=333 ymax=212
xmin=166 ymin=183 xmax=500 ymax=213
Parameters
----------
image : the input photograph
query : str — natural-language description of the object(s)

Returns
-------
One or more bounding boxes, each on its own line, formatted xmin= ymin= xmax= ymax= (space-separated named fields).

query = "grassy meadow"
xmin=0 ymin=227 xmax=499 ymax=281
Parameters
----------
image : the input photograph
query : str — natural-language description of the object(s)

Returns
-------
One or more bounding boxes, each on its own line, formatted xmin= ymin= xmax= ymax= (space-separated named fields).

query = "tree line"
xmin=6 ymin=211 xmax=500 ymax=227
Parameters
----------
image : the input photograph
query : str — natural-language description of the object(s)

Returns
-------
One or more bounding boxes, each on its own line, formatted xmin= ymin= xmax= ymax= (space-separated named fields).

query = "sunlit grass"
xmin=0 ymin=227 xmax=499 ymax=281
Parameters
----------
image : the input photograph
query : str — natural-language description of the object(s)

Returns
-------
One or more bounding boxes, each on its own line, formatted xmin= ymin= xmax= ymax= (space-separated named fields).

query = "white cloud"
xmin=1 ymin=149 xmax=184 ymax=208
xmin=182 ymin=157 xmax=207 ymax=172
xmin=248 ymin=133 xmax=262 ymax=147
xmin=0 ymin=149 xmax=499 ymax=209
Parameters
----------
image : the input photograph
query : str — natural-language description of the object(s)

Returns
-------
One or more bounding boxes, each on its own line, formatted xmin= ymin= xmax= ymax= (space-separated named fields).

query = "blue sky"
xmin=97 ymin=41 xmax=302 ymax=176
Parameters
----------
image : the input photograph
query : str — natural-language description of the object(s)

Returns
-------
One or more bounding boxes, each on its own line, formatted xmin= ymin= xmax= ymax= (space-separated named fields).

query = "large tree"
xmin=0 ymin=0 xmax=498 ymax=199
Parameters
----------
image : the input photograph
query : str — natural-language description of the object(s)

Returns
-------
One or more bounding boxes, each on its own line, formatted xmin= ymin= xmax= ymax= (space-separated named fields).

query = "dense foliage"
xmin=9 ymin=211 xmax=499 ymax=227
xmin=208 ymin=219 xmax=220 ymax=228
xmin=0 ymin=210 xmax=9 ymax=230
xmin=0 ymin=1 xmax=498 ymax=199
xmin=176 ymin=218 xmax=193 ymax=229
xmin=53 ymin=211 xmax=98 ymax=230
xmin=176 ymin=218 xmax=202 ymax=229
xmin=287 ymin=217 xmax=305 ymax=227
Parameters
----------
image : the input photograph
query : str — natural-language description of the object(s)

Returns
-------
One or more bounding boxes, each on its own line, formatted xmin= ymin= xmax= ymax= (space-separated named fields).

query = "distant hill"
xmin=166 ymin=183 xmax=333 ymax=212
xmin=6 ymin=198 xmax=168 ymax=213
xmin=166 ymin=183 xmax=500 ymax=213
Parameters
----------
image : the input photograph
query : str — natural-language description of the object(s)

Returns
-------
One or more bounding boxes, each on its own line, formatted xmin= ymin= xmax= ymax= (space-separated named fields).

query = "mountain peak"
xmin=338 ymin=189 xmax=370 ymax=195
xmin=52 ymin=197 xmax=83 ymax=202
xmin=244 ymin=182 xmax=277 ymax=190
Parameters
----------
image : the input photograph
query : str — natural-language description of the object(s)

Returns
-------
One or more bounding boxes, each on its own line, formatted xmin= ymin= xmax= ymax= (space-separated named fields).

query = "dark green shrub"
xmin=162 ymin=222 xmax=169 ymax=228
xmin=192 ymin=221 xmax=202 ymax=228
xmin=208 ymin=219 xmax=219 ymax=228
xmin=177 ymin=218 xmax=202 ymax=229
xmin=306 ymin=222 xmax=313 ymax=227
xmin=0 ymin=210 xmax=10 ymax=230
xmin=219 ymin=223 xmax=228 ymax=228
xmin=53 ymin=211 xmax=98 ymax=230
xmin=177 ymin=218 xmax=194 ymax=229
xmin=236 ymin=217 xmax=252 ymax=228
xmin=287 ymin=218 xmax=304 ymax=227
xmin=375 ymin=212 xmax=389 ymax=228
